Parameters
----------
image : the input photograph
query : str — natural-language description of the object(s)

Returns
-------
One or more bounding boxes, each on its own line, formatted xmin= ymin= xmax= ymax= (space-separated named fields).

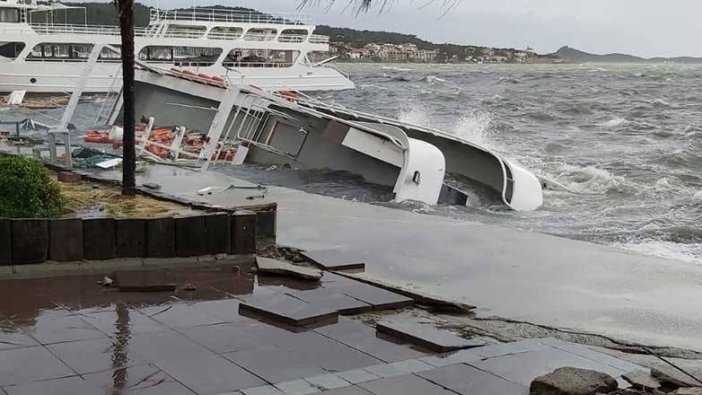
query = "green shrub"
xmin=0 ymin=155 xmax=64 ymax=218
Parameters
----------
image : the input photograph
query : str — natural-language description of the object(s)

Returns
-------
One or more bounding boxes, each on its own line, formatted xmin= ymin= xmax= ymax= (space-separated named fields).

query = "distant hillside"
xmin=553 ymin=46 xmax=702 ymax=64
xmin=314 ymin=25 xmax=435 ymax=50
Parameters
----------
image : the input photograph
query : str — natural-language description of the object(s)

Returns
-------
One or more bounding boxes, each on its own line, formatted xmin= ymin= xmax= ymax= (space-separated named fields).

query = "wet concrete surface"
xmin=0 ymin=259 xmax=647 ymax=395
xmin=45 ymin=161 xmax=702 ymax=353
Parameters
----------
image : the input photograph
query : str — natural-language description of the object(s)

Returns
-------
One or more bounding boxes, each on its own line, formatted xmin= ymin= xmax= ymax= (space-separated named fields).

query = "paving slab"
xmin=363 ymin=359 xmax=433 ymax=378
xmin=336 ymin=369 xmax=381 ymax=385
xmin=357 ymin=374 xmax=458 ymax=395
xmin=290 ymin=288 xmax=372 ymax=315
xmin=256 ymin=257 xmax=322 ymax=281
xmin=76 ymin=308 xmax=165 ymax=336
xmin=239 ymin=293 xmax=339 ymax=327
xmin=114 ymin=270 xmax=176 ymax=292
xmin=417 ymin=363 xmax=528 ymax=395
xmin=336 ymin=284 xmax=413 ymax=311
xmin=22 ymin=313 xmax=106 ymax=345
xmin=155 ymin=353 xmax=266 ymax=394
xmin=315 ymin=318 xmax=425 ymax=363
xmin=312 ymin=387 xmax=374 ymax=395
xmin=469 ymin=347 xmax=627 ymax=387
xmin=376 ymin=321 xmax=486 ymax=353
xmin=3 ymin=375 xmax=104 ymax=395
xmin=84 ymin=363 xmax=196 ymax=395
xmin=301 ymin=250 xmax=366 ymax=271
xmin=305 ymin=374 xmax=350 ymax=391
xmin=0 ymin=345 xmax=76 ymax=386
xmin=224 ymin=346 xmax=329 ymax=383
xmin=275 ymin=379 xmax=318 ymax=395
xmin=140 ymin=304 xmax=226 ymax=329
xmin=46 ymin=337 xmax=145 ymax=374
xmin=242 ymin=385 xmax=286 ymax=395
xmin=178 ymin=323 xmax=268 ymax=354
xmin=127 ymin=330 xmax=216 ymax=364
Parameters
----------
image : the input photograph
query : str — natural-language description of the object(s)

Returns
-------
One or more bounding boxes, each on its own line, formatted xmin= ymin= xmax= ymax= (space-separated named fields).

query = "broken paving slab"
xmin=238 ymin=293 xmax=339 ymax=327
xmin=301 ymin=249 xmax=366 ymax=271
xmin=376 ymin=321 xmax=486 ymax=353
xmin=256 ymin=257 xmax=322 ymax=281
xmin=289 ymin=288 xmax=372 ymax=315
xmin=114 ymin=270 xmax=177 ymax=292
xmin=337 ymin=283 xmax=414 ymax=311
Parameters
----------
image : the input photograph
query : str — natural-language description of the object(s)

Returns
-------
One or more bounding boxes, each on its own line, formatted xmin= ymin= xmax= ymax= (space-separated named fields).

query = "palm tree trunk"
xmin=114 ymin=0 xmax=136 ymax=196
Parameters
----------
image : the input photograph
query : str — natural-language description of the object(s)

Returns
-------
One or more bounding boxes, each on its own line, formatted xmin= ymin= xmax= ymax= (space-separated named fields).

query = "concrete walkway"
xmin=58 ymin=164 xmax=702 ymax=352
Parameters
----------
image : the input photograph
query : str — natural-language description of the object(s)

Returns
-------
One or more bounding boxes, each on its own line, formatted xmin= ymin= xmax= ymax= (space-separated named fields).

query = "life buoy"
xmin=279 ymin=90 xmax=300 ymax=102
xmin=84 ymin=131 xmax=111 ymax=144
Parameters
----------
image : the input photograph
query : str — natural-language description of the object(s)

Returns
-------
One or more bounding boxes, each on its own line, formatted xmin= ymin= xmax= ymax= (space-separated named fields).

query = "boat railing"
xmin=150 ymin=8 xmax=314 ymax=26
xmin=28 ymin=23 xmax=151 ymax=37
xmin=309 ymin=34 xmax=329 ymax=44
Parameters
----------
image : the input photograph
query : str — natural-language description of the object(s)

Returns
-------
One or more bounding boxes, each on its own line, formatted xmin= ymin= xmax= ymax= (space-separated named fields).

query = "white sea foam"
xmin=614 ymin=240 xmax=702 ymax=265
xmin=551 ymin=164 xmax=627 ymax=194
xmin=599 ymin=117 xmax=631 ymax=128
xmin=694 ymin=190 xmax=702 ymax=201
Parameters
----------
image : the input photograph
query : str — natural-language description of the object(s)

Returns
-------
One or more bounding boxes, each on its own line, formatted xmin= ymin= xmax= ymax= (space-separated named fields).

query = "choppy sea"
xmin=3 ymin=63 xmax=701 ymax=263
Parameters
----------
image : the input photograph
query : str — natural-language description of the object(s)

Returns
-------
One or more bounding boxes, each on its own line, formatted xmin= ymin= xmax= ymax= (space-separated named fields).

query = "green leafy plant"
xmin=0 ymin=156 xmax=64 ymax=218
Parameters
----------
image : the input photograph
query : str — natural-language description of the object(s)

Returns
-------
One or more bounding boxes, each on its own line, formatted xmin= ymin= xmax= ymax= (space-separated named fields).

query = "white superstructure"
xmin=0 ymin=0 xmax=354 ymax=93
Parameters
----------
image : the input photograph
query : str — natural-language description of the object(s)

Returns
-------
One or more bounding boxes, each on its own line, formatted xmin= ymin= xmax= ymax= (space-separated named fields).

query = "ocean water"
xmin=314 ymin=63 xmax=702 ymax=264
xmin=2 ymin=63 xmax=700 ymax=264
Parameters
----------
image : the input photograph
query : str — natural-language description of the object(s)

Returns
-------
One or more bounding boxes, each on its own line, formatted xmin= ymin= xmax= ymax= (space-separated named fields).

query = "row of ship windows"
xmin=0 ymin=42 xmax=304 ymax=67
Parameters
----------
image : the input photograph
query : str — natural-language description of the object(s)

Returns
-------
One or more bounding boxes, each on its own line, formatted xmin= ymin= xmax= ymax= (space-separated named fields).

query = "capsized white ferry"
xmin=0 ymin=0 xmax=354 ymax=93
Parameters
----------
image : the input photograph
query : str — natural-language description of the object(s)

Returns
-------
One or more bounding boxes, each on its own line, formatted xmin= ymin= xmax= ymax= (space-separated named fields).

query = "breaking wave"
xmin=550 ymin=165 xmax=630 ymax=194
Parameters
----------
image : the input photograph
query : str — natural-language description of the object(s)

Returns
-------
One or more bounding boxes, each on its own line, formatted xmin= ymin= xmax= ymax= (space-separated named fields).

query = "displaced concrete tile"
xmin=419 ymin=348 xmax=483 ymax=368
xmin=3 ymin=375 xmax=104 ymax=395
xmin=315 ymin=319 xmax=425 ymax=363
xmin=256 ymin=257 xmax=322 ymax=281
xmin=114 ymin=270 xmax=176 ymax=293
xmin=540 ymin=338 xmax=644 ymax=373
xmin=239 ymin=293 xmax=339 ymax=327
xmin=301 ymin=250 xmax=366 ymax=271
xmin=376 ymin=321 xmax=485 ymax=353
xmin=0 ymin=346 xmax=75 ymax=386
xmin=178 ymin=323 xmax=268 ymax=354
xmin=155 ymin=353 xmax=266 ymax=394
xmin=305 ymin=374 xmax=351 ymax=391
xmin=141 ymin=303 xmax=226 ymax=328
xmin=241 ymin=384 xmax=286 ymax=395
xmin=417 ymin=363 xmax=528 ymax=395
xmin=363 ymin=359 xmax=433 ymax=378
xmin=472 ymin=338 xmax=552 ymax=359
xmin=358 ymin=374 xmax=458 ymax=395
xmin=336 ymin=369 xmax=381 ymax=385
xmin=223 ymin=346 xmax=328 ymax=384
xmin=23 ymin=313 xmax=106 ymax=345
xmin=47 ymin=337 xmax=144 ymax=374
xmin=278 ymin=331 xmax=383 ymax=373
xmin=469 ymin=347 xmax=623 ymax=387
xmin=289 ymin=288 xmax=371 ymax=315
xmin=275 ymin=379 xmax=318 ymax=395
xmin=336 ymin=284 xmax=413 ymax=311
xmin=191 ymin=299 xmax=251 ymax=323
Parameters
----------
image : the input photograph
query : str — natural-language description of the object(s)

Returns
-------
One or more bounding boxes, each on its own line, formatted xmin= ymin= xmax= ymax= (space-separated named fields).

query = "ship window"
xmin=0 ymin=8 xmax=20 ymax=23
xmin=27 ymin=43 xmax=94 ymax=61
xmin=138 ymin=46 xmax=222 ymax=67
xmin=98 ymin=45 xmax=121 ymax=62
xmin=243 ymin=28 xmax=277 ymax=42
xmin=164 ymin=25 xmax=206 ymax=39
xmin=278 ymin=29 xmax=309 ymax=43
xmin=0 ymin=42 xmax=25 ymax=59
xmin=223 ymin=48 xmax=299 ymax=68
xmin=208 ymin=26 xmax=243 ymax=40
xmin=309 ymin=51 xmax=333 ymax=63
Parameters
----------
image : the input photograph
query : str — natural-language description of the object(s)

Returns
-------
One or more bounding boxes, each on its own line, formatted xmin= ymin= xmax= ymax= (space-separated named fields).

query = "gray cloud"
xmin=130 ymin=0 xmax=702 ymax=57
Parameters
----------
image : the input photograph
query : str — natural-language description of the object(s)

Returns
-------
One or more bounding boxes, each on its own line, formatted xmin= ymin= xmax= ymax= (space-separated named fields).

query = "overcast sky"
xmin=129 ymin=0 xmax=700 ymax=57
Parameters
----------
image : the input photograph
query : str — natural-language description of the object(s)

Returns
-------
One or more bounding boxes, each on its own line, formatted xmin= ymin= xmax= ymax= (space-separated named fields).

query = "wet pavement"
xmin=0 ymin=260 xmax=645 ymax=395
xmin=27 ymin=160 xmax=702 ymax=352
